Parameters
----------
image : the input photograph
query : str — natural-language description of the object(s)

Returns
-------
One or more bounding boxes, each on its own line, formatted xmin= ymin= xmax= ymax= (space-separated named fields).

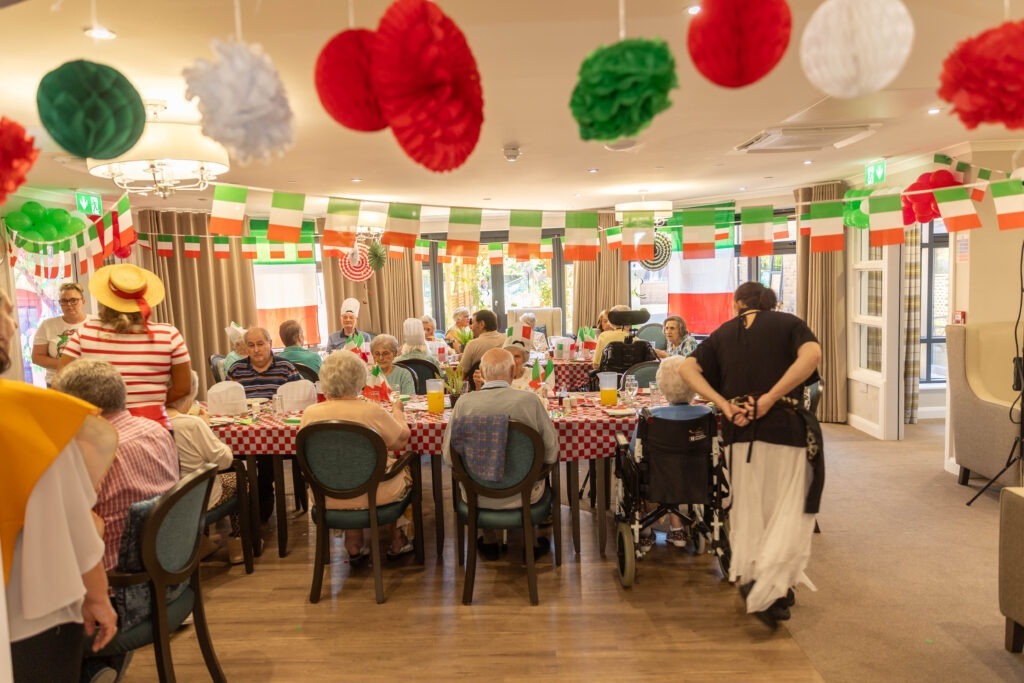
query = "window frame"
xmin=920 ymin=220 xmax=949 ymax=384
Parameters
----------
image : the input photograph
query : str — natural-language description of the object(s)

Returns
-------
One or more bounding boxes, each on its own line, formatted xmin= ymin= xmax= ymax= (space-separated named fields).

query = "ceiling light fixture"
xmin=587 ymin=168 xmax=599 ymax=173
xmin=686 ymin=3 xmax=702 ymax=16
xmin=503 ymin=144 xmax=522 ymax=162
xmin=83 ymin=25 xmax=116 ymax=40
xmin=927 ymin=107 xmax=941 ymax=115
xmin=614 ymin=199 xmax=674 ymax=222
xmin=351 ymin=177 xmax=363 ymax=183
xmin=803 ymin=159 xmax=813 ymax=165
xmin=738 ymin=186 xmax=747 ymax=191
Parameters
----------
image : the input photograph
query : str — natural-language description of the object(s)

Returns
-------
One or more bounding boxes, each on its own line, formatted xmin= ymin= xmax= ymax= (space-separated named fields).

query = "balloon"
xmin=3 ymin=210 xmax=32 ymax=231
xmin=17 ymin=229 xmax=41 ymax=242
xmin=46 ymin=207 xmax=71 ymax=228
xmin=34 ymin=222 xmax=59 ymax=241
xmin=20 ymin=201 xmax=45 ymax=222
xmin=66 ymin=216 xmax=86 ymax=234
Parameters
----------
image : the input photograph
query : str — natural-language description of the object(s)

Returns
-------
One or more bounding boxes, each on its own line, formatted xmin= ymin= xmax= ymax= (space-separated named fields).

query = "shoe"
xmin=666 ymin=528 xmax=688 ymax=548
xmin=82 ymin=661 xmax=118 ymax=683
xmin=738 ymin=580 xmax=755 ymax=600
xmin=110 ymin=651 xmax=134 ymax=683
xmin=787 ymin=588 xmax=796 ymax=606
xmin=753 ymin=608 xmax=778 ymax=631
xmin=386 ymin=540 xmax=415 ymax=559
xmin=638 ymin=533 xmax=656 ymax=555
xmin=770 ymin=597 xmax=791 ymax=621
xmin=476 ymin=537 xmax=500 ymax=561
xmin=227 ymin=537 xmax=244 ymax=565
xmin=347 ymin=547 xmax=370 ymax=567
xmin=520 ymin=536 xmax=551 ymax=562
xmin=179 ymin=613 xmax=194 ymax=628
xmin=198 ymin=535 xmax=221 ymax=560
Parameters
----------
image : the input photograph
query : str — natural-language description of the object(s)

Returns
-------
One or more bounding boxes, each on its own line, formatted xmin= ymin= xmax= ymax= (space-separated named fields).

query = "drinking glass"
xmin=623 ymin=375 xmax=639 ymax=405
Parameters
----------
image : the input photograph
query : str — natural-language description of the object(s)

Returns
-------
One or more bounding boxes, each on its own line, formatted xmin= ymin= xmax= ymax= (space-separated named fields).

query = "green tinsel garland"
xmin=368 ymin=240 xmax=387 ymax=271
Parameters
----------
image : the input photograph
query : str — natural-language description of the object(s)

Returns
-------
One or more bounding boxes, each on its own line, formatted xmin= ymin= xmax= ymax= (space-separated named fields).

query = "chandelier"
xmin=86 ymin=121 xmax=230 ymax=199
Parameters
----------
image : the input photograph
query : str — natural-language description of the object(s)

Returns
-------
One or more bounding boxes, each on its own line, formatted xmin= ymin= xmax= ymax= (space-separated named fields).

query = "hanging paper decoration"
xmin=367 ymin=240 xmax=387 ymax=271
xmin=901 ymin=170 xmax=962 ymax=224
xmin=739 ymin=206 xmax=775 ymax=258
xmin=315 ymin=29 xmax=387 ymax=132
xmin=184 ymin=40 xmax=294 ymax=163
xmin=800 ymin=0 xmax=914 ymax=99
xmin=939 ymin=20 xmax=1024 ymax=129
xmin=36 ymin=60 xmax=146 ymax=159
xmin=508 ymin=210 xmax=543 ymax=260
xmin=639 ymin=231 xmax=673 ymax=271
xmin=324 ymin=197 xmax=360 ymax=248
xmin=688 ymin=0 xmax=792 ymax=88
xmin=183 ymin=235 xmax=202 ymax=258
xmin=382 ymin=202 xmax=421 ymax=247
xmin=807 ymin=201 xmax=846 ymax=253
xmin=267 ymin=191 xmax=305 ymax=243
xmin=934 ymin=186 xmax=982 ymax=232
xmin=681 ymin=208 xmax=717 ymax=260
xmin=570 ymin=38 xmax=677 ymax=141
xmin=446 ymin=207 xmax=482 ymax=257
xmin=562 ymin=212 xmax=600 ymax=261
xmin=620 ymin=211 xmax=656 ymax=261
xmin=209 ymin=184 xmax=248 ymax=236
xmin=0 ymin=117 xmax=39 ymax=205
xmin=867 ymin=190 xmax=907 ymax=247
xmin=989 ymin=179 xmax=1024 ymax=230
xmin=156 ymin=235 xmax=174 ymax=257
xmin=340 ymin=242 xmax=374 ymax=282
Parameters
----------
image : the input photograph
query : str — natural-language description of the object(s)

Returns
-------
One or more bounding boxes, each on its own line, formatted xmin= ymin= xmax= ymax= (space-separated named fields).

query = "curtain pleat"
xmin=903 ymin=223 xmax=921 ymax=424
xmin=571 ymin=211 xmax=629 ymax=332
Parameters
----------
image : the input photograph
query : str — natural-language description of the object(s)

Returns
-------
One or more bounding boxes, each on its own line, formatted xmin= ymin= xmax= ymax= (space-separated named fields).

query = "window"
xmin=13 ymin=260 xmax=64 ymax=386
xmin=441 ymin=248 xmax=491 ymax=331
xmin=920 ymin=220 xmax=949 ymax=382
xmin=504 ymin=259 xmax=552 ymax=311
xmin=850 ymin=228 xmax=884 ymax=374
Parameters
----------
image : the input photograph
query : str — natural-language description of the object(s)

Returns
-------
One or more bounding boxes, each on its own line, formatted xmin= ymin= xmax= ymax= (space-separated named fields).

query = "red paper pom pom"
xmin=315 ymin=29 xmax=387 ymax=132
xmin=0 ymin=117 xmax=40 ymax=206
xmin=371 ymin=0 xmax=483 ymax=172
xmin=688 ymin=0 xmax=792 ymax=88
xmin=902 ymin=171 xmax=962 ymax=224
xmin=939 ymin=20 xmax=1024 ymax=129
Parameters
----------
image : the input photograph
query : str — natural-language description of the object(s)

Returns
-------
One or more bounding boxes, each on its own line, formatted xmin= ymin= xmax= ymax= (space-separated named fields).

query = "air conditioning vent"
xmin=735 ymin=125 xmax=879 ymax=153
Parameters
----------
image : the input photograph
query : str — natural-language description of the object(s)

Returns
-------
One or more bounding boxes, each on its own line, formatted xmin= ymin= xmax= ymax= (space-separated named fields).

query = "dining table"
xmin=211 ymin=392 xmax=653 ymax=559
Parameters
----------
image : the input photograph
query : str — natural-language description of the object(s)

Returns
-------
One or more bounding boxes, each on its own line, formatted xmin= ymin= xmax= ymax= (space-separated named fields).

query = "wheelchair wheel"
xmin=615 ymin=522 xmax=636 ymax=588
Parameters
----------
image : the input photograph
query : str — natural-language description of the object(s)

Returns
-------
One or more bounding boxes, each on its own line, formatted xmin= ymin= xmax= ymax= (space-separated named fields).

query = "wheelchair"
xmin=612 ymin=405 xmax=731 ymax=587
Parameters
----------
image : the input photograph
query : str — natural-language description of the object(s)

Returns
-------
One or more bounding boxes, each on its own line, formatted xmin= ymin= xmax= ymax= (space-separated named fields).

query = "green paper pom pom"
xmin=36 ymin=59 xmax=146 ymax=160
xmin=570 ymin=38 xmax=678 ymax=142
xmin=368 ymin=241 xmax=387 ymax=271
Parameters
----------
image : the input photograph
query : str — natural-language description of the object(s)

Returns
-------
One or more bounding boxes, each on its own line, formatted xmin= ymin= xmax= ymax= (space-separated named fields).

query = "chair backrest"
xmin=293 ymin=362 xmax=320 ymax=382
xmin=209 ymin=354 xmax=226 ymax=383
xmin=207 ymin=381 xmax=247 ymax=415
xmin=296 ymin=420 xmax=388 ymax=504
xmin=464 ymin=361 xmax=481 ymax=392
xmin=635 ymin=323 xmax=667 ymax=351
xmin=449 ymin=421 xmax=546 ymax=500
xmin=599 ymin=340 xmax=658 ymax=374
xmin=395 ymin=358 xmax=441 ymax=394
xmin=637 ymin=407 xmax=714 ymax=505
xmin=622 ymin=360 xmax=660 ymax=389
xmin=141 ymin=463 xmax=217 ymax=586
xmin=277 ymin=379 xmax=317 ymax=411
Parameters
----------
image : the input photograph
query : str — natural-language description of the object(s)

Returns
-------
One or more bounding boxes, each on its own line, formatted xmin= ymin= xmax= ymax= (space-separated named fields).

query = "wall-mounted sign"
xmin=864 ymin=160 xmax=886 ymax=186
xmin=75 ymin=191 xmax=102 ymax=215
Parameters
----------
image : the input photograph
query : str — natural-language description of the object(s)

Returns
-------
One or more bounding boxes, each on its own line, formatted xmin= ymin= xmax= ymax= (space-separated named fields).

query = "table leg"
xmin=596 ymin=456 xmax=608 ymax=557
xmin=566 ymin=462 xmax=581 ymax=554
xmin=431 ymin=454 xmax=445 ymax=556
xmin=550 ymin=462 xmax=562 ymax=566
xmin=244 ymin=456 xmax=262 ymax=558
xmin=272 ymin=457 xmax=288 ymax=558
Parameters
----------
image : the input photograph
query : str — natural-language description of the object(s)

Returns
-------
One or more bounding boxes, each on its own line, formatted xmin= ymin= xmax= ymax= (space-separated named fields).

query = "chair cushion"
xmin=457 ymin=485 xmax=552 ymax=529
xmin=312 ymin=495 xmax=411 ymax=529
xmin=95 ymin=586 xmax=195 ymax=657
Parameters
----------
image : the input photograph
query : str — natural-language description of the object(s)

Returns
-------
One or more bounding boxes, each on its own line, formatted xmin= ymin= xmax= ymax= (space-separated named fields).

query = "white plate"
xmin=208 ymin=416 xmax=236 ymax=426
xmin=603 ymin=408 xmax=635 ymax=417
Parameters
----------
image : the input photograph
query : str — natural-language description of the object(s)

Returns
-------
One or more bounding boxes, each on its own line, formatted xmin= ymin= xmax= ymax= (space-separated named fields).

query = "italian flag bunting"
xmin=241 ymin=236 xmax=258 ymax=259
xmin=989 ymin=178 xmax=1024 ymax=230
xmin=681 ymin=208 xmax=717 ymax=260
xmin=183 ymin=235 xmax=202 ymax=258
xmin=297 ymin=235 xmax=315 ymax=260
xmin=933 ymin=153 xmax=954 ymax=168
xmin=86 ymin=223 xmax=104 ymax=270
xmin=934 ymin=186 xmax=982 ymax=231
xmin=388 ymin=243 xmax=405 ymax=259
xmin=542 ymin=211 xmax=566 ymax=228
xmin=414 ymin=239 xmax=430 ymax=262
xmin=208 ymin=184 xmax=247 ymax=236
xmin=562 ymin=211 xmax=599 ymax=261
xmin=508 ymin=210 xmax=542 ymax=260
xmin=971 ymin=168 xmax=994 ymax=202
xmin=446 ymin=207 xmax=482 ymax=257
xmin=740 ymin=206 xmax=774 ymax=257
xmin=113 ymin=194 xmax=136 ymax=246
xmin=604 ymin=225 xmax=622 ymax=250
xmin=383 ymin=203 xmax=421 ymax=248
xmin=488 ymin=242 xmax=504 ymax=264
xmin=268 ymin=241 xmax=286 ymax=259
xmin=798 ymin=211 xmax=811 ymax=237
xmin=540 ymin=237 xmax=553 ymax=259
xmin=807 ymin=201 xmax=845 ymax=253
xmin=213 ymin=236 xmax=231 ymax=259
xmin=867 ymin=191 xmax=907 ymax=246
xmin=954 ymin=161 xmax=971 ymax=183
xmin=773 ymin=215 xmax=790 ymax=241
xmin=267 ymin=191 xmax=304 ymax=243
xmin=436 ymin=241 xmax=451 ymax=264
xmin=156 ymin=234 xmax=174 ymax=257
xmin=620 ymin=211 xmax=655 ymax=261
xmin=324 ymin=197 xmax=359 ymax=247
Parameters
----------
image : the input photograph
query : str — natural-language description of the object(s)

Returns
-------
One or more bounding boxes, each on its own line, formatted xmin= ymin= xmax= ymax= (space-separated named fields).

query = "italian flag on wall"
xmin=267 ymin=191 xmax=304 ymax=242
xmin=488 ymin=242 xmax=504 ymax=264
xmin=681 ymin=208 xmax=717 ymax=260
xmin=933 ymin=186 xmax=982 ymax=231
xmin=989 ymin=178 xmax=1024 ymax=230
xmin=867 ymin=191 xmax=906 ymax=246
xmin=446 ymin=207 xmax=482 ymax=257
xmin=183 ymin=235 xmax=202 ymax=258
xmin=740 ymin=206 xmax=774 ymax=257
xmin=324 ymin=197 xmax=360 ymax=248
xmin=508 ymin=210 xmax=543 ymax=260
xmin=414 ymin=239 xmax=430 ymax=262
xmin=156 ymin=234 xmax=174 ymax=257
xmin=208 ymin=184 xmax=247 ymax=236
xmin=620 ymin=211 xmax=655 ymax=261
xmin=807 ymin=201 xmax=845 ymax=252
xmin=213 ymin=236 xmax=231 ymax=259
xmin=383 ymin=203 xmax=421 ymax=248
xmin=562 ymin=211 xmax=599 ymax=261
xmin=241 ymin=237 xmax=258 ymax=259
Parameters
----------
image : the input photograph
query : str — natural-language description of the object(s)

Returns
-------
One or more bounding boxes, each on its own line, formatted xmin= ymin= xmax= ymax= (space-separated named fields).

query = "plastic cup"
xmin=426 ymin=378 xmax=444 ymax=414
xmin=598 ymin=372 xmax=618 ymax=406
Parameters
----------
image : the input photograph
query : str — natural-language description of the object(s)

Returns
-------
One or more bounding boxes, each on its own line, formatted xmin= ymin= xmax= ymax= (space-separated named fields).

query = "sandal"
xmin=386 ymin=535 xmax=415 ymax=559
xmin=347 ymin=547 xmax=370 ymax=566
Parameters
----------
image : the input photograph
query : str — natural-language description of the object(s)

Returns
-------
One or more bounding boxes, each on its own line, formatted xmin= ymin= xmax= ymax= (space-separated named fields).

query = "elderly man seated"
xmin=327 ymin=297 xmax=373 ymax=351
xmin=457 ymin=310 xmax=506 ymax=378
xmin=228 ymin=326 xmax=302 ymax=399
xmin=277 ymin=319 xmax=323 ymax=374
xmin=442 ymin=348 xmax=559 ymax=561
xmin=53 ymin=359 xmax=179 ymax=572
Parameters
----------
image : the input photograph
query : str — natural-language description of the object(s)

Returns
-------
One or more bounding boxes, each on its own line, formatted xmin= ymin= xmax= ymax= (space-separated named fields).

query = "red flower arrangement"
xmin=0 ymin=117 xmax=39 ymax=206
xmin=688 ymin=0 xmax=792 ymax=88
xmin=939 ymin=20 xmax=1024 ymax=130
xmin=314 ymin=29 xmax=387 ymax=132
xmin=902 ymin=169 xmax=961 ymax=224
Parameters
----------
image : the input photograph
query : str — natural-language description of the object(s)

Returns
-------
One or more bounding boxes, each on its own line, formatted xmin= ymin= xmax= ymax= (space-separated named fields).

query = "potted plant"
xmin=442 ymin=365 xmax=467 ymax=407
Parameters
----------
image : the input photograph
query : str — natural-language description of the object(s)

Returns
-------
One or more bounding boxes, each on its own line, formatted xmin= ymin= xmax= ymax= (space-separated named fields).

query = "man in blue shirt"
xmin=327 ymin=297 xmax=374 ymax=351
xmin=276 ymin=320 xmax=322 ymax=374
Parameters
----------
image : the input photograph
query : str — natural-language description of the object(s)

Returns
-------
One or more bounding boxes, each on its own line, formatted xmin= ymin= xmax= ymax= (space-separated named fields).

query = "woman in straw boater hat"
xmin=59 ymin=264 xmax=191 ymax=430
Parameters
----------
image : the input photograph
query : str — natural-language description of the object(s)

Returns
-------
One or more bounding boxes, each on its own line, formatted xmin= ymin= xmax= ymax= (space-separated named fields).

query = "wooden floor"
xmin=123 ymin=464 xmax=824 ymax=682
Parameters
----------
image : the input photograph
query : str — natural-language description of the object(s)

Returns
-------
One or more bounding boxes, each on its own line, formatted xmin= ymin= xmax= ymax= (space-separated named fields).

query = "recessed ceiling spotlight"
xmin=803 ymin=160 xmax=813 ymax=165
xmin=738 ymin=186 xmax=747 ymax=191
xmin=653 ymin=166 xmax=664 ymax=170
xmin=84 ymin=25 xmax=117 ymax=40
xmin=686 ymin=3 xmax=702 ymax=16
xmin=763 ymin=176 xmax=774 ymax=179
xmin=350 ymin=177 xmax=363 ymax=183
xmin=927 ymin=107 xmax=941 ymax=115
xmin=587 ymin=168 xmax=599 ymax=173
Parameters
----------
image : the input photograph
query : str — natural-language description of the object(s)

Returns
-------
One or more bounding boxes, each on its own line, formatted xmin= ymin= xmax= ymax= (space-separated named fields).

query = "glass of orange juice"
xmin=597 ymin=372 xmax=618 ymax=406
xmin=425 ymin=378 xmax=445 ymax=414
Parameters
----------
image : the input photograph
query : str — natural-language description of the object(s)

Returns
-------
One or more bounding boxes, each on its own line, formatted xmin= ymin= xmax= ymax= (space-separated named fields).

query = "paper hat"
xmin=502 ymin=335 xmax=531 ymax=359
xmin=402 ymin=317 xmax=426 ymax=345
xmin=225 ymin=322 xmax=245 ymax=343
xmin=341 ymin=297 xmax=361 ymax=316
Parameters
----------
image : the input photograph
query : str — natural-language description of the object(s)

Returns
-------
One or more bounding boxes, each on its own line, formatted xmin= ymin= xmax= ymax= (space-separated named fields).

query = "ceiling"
xmin=2 ymin=0 xmax=1022 ymax=216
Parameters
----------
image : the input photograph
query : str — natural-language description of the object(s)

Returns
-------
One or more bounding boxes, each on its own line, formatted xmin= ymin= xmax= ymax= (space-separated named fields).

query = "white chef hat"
xmin=402 ymin=317 xmax=426 ymax=346
xmin=340 ymin=297 xmax=360 ymax=316
xmin=225 ymin=322 xmax=245 ymax=343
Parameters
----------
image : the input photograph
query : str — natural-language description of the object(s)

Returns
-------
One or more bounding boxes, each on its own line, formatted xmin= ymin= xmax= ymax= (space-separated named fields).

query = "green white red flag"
xmin=436 ymin=241 xmax=451 ymax=264
xmin=446 ymin=207 xmax=482 ymax=257
xmin=183 ymin=235 xmax=201 ymax=258
xmin=933 ymin=186 xmax=982 ymax=231
xmin=989 ymin=178 xmax=1024 ymax=230
xmin=383 ymin=203 xmax=421 ymax=248
xmin=208 ymin=184 xmax=247 ymax=236
xmin=681 ymin=208 xmax=716 ymax=259
xmin=324 ymin=197 xmax=359 ymax=248
xmin=562 ymin=212 xmax=599 ymax=261
xmin=297 ymin=236 xmax=314 ymax=260
xmin=241 ymin=237 xmax=257 ymax=259
xmin=740 ymin=206 xmax=774 ymax=257
xmin=807 ymin=201 xmax=845 ymax=252
xmin=213 ymin=236 xmax=230 ymax=259
xmin=867 ymin=191 xmax=906 ymax=246
xmin=540 ymin=238 xmax=553 ymax=259
xmin=971 ymin=168 xmax=995 ymax=203
xmin=414 ymin=239 xmax=430 ymax=262
xmin=508 ymin=210 xmax=542 ymax=260
xmin=388 ymin=243 xmax=405 ymax=259
xmin=604 ymin=225 xmax=622 ymax=250
xmin=488 ymin=242 xmax=504 ymax=264
xmin=620 ymin=211 xmax=655 ymax=261
xmin=156 ymin=234 xmax=174 ymax=257
xmin=267 ymin=191 xmax=304 ymax=243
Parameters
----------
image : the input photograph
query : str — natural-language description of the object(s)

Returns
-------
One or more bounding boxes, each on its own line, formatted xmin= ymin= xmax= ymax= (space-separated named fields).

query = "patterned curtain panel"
xmin=903 ymin=223 xmax=922 ymax=424
xmin=571 ymin=211 xmax=628 ymax=334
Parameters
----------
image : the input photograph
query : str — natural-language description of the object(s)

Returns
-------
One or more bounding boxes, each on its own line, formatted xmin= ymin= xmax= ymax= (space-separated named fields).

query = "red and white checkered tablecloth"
xmin=212 ymin=393 xmax=647 ymax=463
xmin=551 ymin=359 xmax=593 ymax=391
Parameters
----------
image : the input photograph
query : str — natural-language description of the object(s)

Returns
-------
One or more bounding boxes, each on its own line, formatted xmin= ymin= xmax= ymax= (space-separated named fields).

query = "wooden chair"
xmin=292 ymin=362 xmax=320 ymax=383
xmin=209 ymin=354 xmax=226 ymax=383
xmin=622 ymin=360 xmax=660 ymax=389
xmin=204 ymin=460 xmax=255 ymax=573
xmin=635 ymin=323 xmax=667 ymax=351
xmin=296 ymin=420 xmax=424 ymax=604
xmin=395 ymin=358 xmax=441 ymax=395
xmin=86 ymin=463 xmax=225 ymax=683
xmin=450 ymin=420 xmax=561 ymax=606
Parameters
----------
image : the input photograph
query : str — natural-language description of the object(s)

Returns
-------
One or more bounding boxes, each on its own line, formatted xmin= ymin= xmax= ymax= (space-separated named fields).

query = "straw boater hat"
xmin=89 ymin=263 xmax=165 ymax=322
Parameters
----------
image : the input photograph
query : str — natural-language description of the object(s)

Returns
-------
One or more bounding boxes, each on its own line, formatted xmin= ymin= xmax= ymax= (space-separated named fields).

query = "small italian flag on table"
xmin=363 ymin=365 xmax=392 ymax=402
xmin=529 ymin=358 xmax=556 ymax=391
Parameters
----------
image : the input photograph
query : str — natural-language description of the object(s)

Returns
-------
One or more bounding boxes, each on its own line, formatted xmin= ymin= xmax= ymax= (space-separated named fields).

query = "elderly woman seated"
xmin=635 ymin=355 xmax=707 ymax=554
xmin=396 ymin=317 xmax=440 ymax=369
xmin=300 ymin=350 xmax=414 ymax=559
xmin=518 ymin=312 xmax=548 ymax=351
xmin=445 ymin=306 xmax=473 ymax=352
xmin=167 ymin=370 xmax=244 ymax=563
xmin=656 ymin=315 xmax=698 ymax=359
xmin=369 ymin=334 xmax=416 ymax=396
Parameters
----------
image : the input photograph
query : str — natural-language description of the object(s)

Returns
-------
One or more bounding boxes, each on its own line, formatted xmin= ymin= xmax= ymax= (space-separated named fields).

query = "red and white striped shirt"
xmin=95 ymin=411 xmax=179 ymax=570
xmin=62 ymin=317 xmax=191 ymax=409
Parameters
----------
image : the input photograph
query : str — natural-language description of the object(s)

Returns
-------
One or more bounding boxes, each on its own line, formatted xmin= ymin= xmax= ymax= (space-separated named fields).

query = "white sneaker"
xmin=638 ymin=533 xmax=656 ymax=555
xmin=666 ymin=528 xmax=688 ymax=548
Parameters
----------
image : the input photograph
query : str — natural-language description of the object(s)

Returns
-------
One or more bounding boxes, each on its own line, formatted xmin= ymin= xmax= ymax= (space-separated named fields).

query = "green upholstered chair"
xmin=449 ymin=420 xmax=561 ymax=606
xmin=622 ymin=360 xmax=660 ymax=389
xmin=635 ymin=323 xmax=667 ymax=351
xmin=204 ymin=460 xmax=255 ymax=573
xmin=295 ymin=420 xmax=424 ymax=604
xmin=208 ymin=354 xmax=226 ymax=383
xmin=88 ymin=463 xmax=225 ymax=683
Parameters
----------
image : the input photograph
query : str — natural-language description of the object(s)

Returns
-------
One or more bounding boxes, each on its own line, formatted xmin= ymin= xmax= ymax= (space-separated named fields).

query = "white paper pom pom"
xmin=800 ymin=0 xmax=915 ymax=99
xmin=184 ymin=40 xmax=294 ymax=164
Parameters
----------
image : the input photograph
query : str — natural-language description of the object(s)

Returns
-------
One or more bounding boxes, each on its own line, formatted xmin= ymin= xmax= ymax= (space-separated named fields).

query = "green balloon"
xmin=4 ymin=211 xmax=32 ymax=231
xmin=57 ymin=221 xmax=80 ymax=238
xmin=17 ymin=229 xmax=42 ymax=242
xmin=46 ymin=207 xmax=71 ymax=228
xmin=20 ymin=201 xmax=45 ymax=222
xmin=34 ymin=222 xmax=59 ymax=241
xmin=66 ymin=216 xmax=86 ymax=233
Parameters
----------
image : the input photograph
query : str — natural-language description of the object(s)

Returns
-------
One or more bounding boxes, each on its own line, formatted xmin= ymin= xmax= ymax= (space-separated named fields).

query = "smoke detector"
xmin=503 ymin=144 xmax=522 ymax=162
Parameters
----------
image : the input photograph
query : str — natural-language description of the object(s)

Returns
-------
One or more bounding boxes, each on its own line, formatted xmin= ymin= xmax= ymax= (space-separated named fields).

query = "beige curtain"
xmin=795 ymin=182 xmax=848 ymax=423
xmin=572 ymin=211 xmax=629 ymax=331
xmin=133 ymin=210 xmax=257 ymax=396
xmin=322 ymin=234 xmax=423 ymax=338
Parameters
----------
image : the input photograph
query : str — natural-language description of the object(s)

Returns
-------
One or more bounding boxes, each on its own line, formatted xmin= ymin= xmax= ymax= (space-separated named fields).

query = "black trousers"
xmin=11 ymin=622 xmax=84 ymax=683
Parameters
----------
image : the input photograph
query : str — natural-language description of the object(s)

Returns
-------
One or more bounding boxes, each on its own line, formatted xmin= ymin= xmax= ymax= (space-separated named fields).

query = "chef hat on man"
xmin=341 ymin=298 xmax=360 ymax=316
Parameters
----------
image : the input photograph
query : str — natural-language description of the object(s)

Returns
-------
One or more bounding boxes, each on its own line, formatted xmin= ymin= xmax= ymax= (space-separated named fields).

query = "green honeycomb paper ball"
xmin=36 ymin=60 xmax=146 ymax=159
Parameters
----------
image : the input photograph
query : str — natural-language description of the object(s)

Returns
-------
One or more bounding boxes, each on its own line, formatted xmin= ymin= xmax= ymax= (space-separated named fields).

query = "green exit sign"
xmin=864 ymin=160 xmax=886 ymax=186
xmin=75 ymin=191 xmax=103 ymax=215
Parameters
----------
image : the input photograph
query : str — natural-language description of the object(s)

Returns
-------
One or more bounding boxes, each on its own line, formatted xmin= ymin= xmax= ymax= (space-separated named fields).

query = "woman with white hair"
xmin=445 ymin=306 xmax=472 ymax=352
xmin=471 ymin=336 xmax=546 ymax=398
xmin=300 ymin=350 xmax=413 ymax=560
xmin=396 ymin=317 xmax=440 ymax=369
xmin=370 ymin=334 xmax=416 ymax=396
xmin=518 ymin=312 xmax=548 ymax=351
xmin=420 ymin=314 xmax=445 ymax=342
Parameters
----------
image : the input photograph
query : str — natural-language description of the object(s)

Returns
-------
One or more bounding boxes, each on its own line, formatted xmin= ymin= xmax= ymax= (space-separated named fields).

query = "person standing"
xmin=31 ymin=282 xmax=88 ymax=386
xmin=679 ymin=281 xmax=822 ymax=629
xmin=327 ymin=298 xmax=373 ymax=351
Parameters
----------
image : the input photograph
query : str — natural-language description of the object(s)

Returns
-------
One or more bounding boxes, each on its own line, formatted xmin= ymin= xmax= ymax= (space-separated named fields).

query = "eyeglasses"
xmin=59 ymin=298 xmax=83 ymax=305
xmin=372 ymin=350 xmax=394 ymax=358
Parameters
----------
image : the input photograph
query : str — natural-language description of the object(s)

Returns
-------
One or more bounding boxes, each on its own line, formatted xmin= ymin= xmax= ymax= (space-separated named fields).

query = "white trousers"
xmin=728 ymin=440 xmax=817 ymax=613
